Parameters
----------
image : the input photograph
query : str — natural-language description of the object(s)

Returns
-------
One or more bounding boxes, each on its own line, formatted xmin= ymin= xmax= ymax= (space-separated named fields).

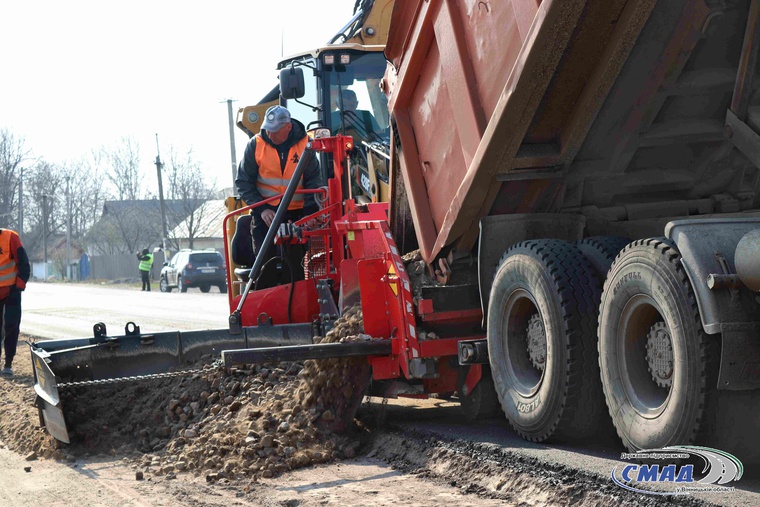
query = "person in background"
xmin=0 ymin=228 xmax=31 ymax=377
xmin=136 ymin=248 xmax=153 ymax=291
xmin=235 ymin=105 xmax=323 ymax=289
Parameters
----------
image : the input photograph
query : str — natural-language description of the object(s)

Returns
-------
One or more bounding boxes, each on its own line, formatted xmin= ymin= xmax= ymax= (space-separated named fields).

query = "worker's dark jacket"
xmin=235 ymin=119 xmax=322 ymax=221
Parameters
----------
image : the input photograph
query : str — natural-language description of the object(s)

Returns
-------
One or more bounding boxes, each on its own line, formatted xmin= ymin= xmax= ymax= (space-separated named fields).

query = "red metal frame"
xmin=417 ymin=298 xmax=483 ymax=323
xmin=222 ymin=188 xmax=328 ymax=311
xmin=222 ymin=134 xmax=485 ymax=393
xmin=231 ymin=281 xmax=320 ymax=326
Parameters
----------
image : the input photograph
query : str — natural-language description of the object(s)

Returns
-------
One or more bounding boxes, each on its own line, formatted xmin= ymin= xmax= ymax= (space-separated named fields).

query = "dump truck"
xmin=379 ymin=0 xmax=760 ymax=454
xmin=31 ymin=0 xmax=760 ymax=463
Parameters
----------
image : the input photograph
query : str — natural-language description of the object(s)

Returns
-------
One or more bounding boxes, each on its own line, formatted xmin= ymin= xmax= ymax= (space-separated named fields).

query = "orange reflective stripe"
xmin=254 ymin=134 xmax=307 ymax=210
xmin=0 ymin=230 xmax=18 ymax=288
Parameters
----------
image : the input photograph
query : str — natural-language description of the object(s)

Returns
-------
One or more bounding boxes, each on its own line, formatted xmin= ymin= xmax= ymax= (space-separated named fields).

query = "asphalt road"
xmin=19 ymin=281 xmax=230 ymax=340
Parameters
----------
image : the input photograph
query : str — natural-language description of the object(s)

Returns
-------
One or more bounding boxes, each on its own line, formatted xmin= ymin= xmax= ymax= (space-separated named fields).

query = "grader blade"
xmin=30 ymin=321 xmax=318 ymax=443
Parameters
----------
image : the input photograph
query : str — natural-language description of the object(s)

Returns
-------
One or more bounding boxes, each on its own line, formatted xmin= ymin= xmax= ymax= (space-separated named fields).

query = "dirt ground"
xmin=1 ymin=333 xmax=724 ymax=506
xmin=2 ymin=334 xmax=579 ymax=507
xmin=0 ymin=336 xmax=497 ymax=507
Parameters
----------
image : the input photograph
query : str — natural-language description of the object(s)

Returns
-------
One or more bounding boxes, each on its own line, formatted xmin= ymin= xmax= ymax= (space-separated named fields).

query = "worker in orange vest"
xmin=0 ymin=228 xmax=31 ymax=377
xmin=235 ymin=105 xmax=322 ymax=289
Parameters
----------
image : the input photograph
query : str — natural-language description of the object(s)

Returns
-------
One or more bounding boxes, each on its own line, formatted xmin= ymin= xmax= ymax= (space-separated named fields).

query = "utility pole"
xmin=42 ymin=194 xmax=48 ymax=279
xmin=66 ymin=176 xmax=71 ymax=280
xmin=222 ymin=98 xmax=238 ymax=195
xmin=17 ymin=167 xmax=23 ymax=237
xmin=155 ymin=134 xmax=169 ymax=252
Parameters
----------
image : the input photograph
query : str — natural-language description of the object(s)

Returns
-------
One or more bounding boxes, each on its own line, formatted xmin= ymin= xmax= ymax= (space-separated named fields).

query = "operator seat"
xmin=231 ymin=213 xmax=307 ymax=290
xmin=230 ymin=214 xmax=255 ymax=282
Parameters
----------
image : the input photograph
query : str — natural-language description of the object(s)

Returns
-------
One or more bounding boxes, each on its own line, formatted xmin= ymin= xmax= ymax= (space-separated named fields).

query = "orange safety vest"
xmin=254 ymin=134 xmax=308 ymax=210
xmin=0 ymin=229 xmax=19 ymax=288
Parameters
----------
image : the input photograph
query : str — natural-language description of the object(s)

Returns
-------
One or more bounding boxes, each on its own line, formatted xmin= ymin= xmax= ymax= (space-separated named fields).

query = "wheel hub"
xmin=526 ymin=314 xmax=546 ymax=371
xmin=646 ymin=322 xmax=673 ymax=388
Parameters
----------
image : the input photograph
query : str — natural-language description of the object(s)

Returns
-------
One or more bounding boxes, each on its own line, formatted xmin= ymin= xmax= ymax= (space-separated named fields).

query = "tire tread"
xmin=598 ymin=237 xmax=718 ymax=450
xmin=493 ymin=239 xmax=609 ymax=442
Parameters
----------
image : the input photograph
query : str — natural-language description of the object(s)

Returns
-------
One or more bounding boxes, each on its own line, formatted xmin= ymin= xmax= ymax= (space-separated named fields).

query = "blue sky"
xmin=0 ymin=0 xmax=358 ymax=192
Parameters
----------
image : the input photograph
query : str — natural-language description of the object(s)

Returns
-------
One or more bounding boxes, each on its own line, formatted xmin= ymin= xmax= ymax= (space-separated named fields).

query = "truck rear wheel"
xmin=488 ymin=240 xmax=606 ymax=442
xmin=598 ymin=238 xmax=718 ymax=451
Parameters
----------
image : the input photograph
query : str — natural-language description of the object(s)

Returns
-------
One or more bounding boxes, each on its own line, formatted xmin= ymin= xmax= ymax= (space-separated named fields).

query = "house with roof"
xmin=168 ymin=199 xmax=227 ymax=252
xmin=26 ymin=234 xmax=85 ymax=280
xmin=87 ymin=198 xmax=204 ymax=255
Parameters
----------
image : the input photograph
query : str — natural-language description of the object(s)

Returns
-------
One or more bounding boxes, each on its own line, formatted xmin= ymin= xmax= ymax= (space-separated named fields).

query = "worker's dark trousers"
xmin=0 ymin=290 xmax=21 ymax=368
xmin=140 ymin=270 xmax=151 ymax=291
xmin=251 ymin=210 xmax=306 ymax=290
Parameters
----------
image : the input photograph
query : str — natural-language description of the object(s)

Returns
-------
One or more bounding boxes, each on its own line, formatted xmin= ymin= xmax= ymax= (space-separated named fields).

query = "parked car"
xmin=159 ymin=249 xmax=227 ymax=293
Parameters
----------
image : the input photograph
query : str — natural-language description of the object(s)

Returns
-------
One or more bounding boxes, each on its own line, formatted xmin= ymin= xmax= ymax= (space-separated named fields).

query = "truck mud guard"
xmin=666 ymin=218 xmax=760 ymax=390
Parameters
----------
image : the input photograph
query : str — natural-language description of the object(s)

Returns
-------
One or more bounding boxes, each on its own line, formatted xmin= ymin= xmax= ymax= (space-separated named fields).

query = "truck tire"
xmin=576 ymin=236 xmax=630 ymax=281
xmin=488 ymin=239 xmax=607 ymax=442
xmin=598 ymin=238 xmax=718 ymax=451
xmin=458 ymin=365 xmax=501 ymax=422
xmin=179 ymin=277 xmax=188 ymax=293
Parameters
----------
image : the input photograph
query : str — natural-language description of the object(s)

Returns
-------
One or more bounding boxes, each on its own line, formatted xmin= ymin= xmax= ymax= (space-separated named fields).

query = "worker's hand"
xmin=14 ymin=279 xmax=26 ymax=292
xmin=261 ymin=209 xmax=276 ymax=227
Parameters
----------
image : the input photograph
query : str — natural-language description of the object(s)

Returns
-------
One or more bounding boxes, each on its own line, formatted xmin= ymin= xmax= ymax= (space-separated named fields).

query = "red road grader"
xmin=31 ymin=133 xmax=491 ymax=444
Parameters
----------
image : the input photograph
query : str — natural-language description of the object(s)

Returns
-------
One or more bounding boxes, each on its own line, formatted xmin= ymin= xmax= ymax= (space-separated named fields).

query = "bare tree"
xmin=99 ymin=136 xmax=142 ymax=201
xmin=165 ymin=147 xmax=215 ymax=249
xmin=22 ymin=159 xmax=67 ymax=256
xmin=0 ymin=129 xmax=30 ymax=229
xmin=65 ymin=157 xmax=107 ymax=240
xmin=85 ymin=200 xmax=164 ymax=255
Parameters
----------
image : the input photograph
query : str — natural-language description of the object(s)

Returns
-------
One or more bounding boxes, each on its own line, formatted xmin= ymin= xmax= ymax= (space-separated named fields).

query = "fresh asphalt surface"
xmin=18 ymin=282 xmax=760 ymax=506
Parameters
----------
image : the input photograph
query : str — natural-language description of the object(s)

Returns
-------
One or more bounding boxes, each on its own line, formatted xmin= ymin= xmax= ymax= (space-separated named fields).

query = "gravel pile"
xmin=402 ymin=250 xmax=441 ymax=298
xmin=58 ymin=305 xmax=374 ymax=481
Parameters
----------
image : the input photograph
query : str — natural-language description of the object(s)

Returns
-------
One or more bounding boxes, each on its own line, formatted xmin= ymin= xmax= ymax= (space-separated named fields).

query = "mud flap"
xmin=31 ymin=348 xmax=70 ymax=444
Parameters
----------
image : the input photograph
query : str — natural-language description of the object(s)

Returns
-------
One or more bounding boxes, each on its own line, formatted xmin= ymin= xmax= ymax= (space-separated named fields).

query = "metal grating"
xmin=305 ymin=235 xmax=328 ymax=279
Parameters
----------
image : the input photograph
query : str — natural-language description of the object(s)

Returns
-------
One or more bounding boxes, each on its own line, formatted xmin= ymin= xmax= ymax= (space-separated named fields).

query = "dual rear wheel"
xmin=486 ymin=236 xmax=718 ymax=451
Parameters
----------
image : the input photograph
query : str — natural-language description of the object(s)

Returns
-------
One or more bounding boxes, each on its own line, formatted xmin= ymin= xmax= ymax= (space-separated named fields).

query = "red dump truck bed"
xmin=385 ymin=0 xmax=760 ymax=261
